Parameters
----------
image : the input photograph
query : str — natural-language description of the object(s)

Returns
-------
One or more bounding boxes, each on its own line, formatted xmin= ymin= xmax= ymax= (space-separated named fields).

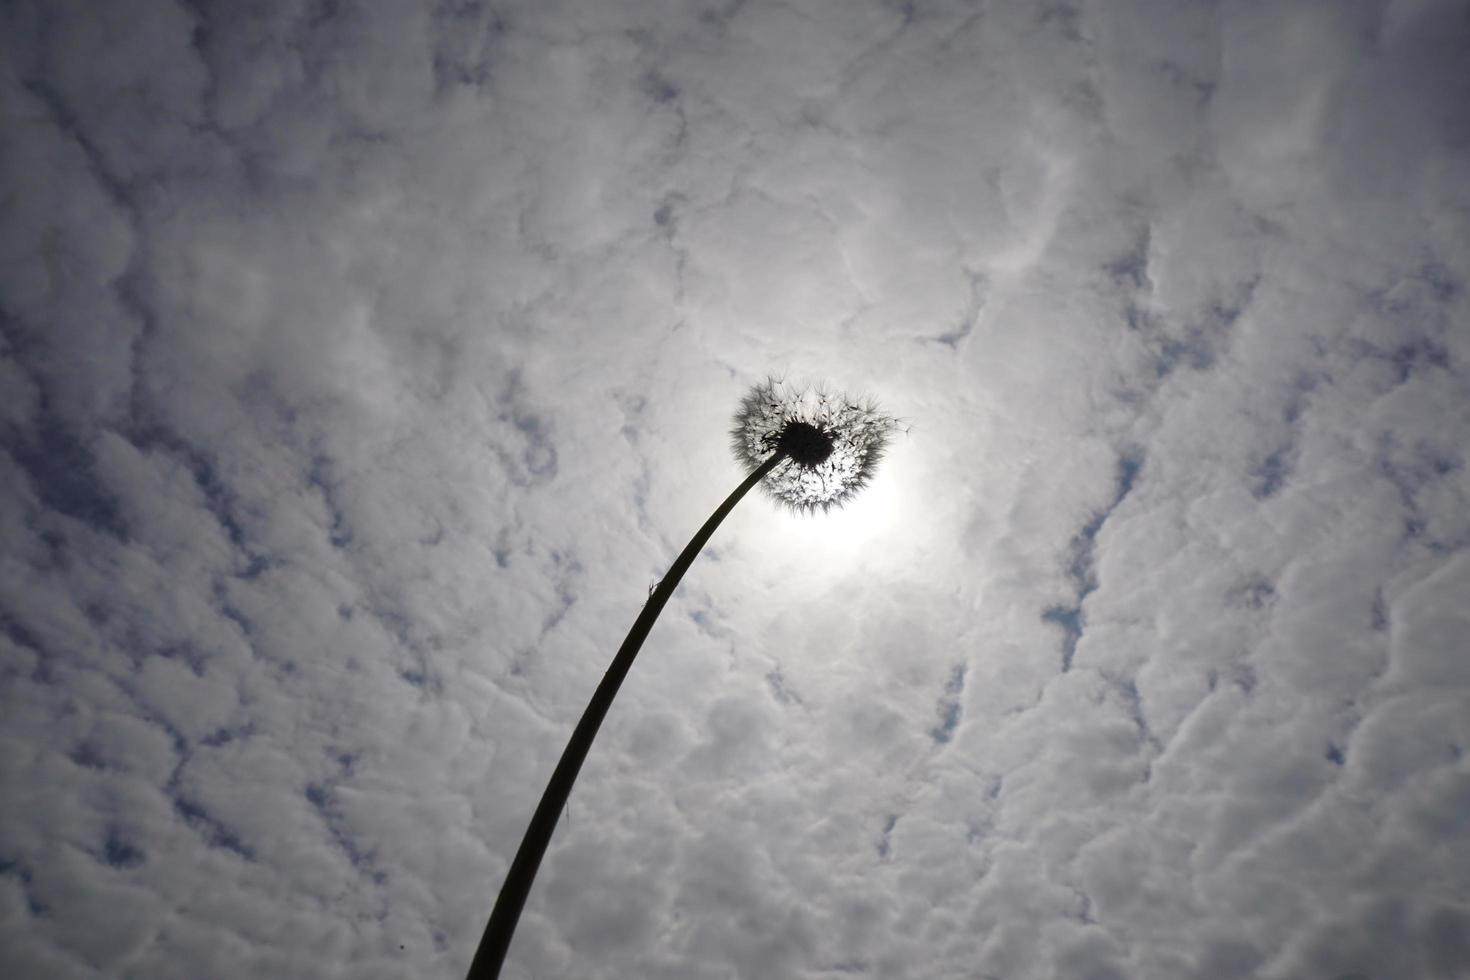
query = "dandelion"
xmin=731 ymin=378 xmax=896 ymax=513
xmin=467 ymin=379 xmax=897 ymax=980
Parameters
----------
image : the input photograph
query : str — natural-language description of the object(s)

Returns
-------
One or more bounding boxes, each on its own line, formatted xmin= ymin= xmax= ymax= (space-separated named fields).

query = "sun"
xmin=726 ymin=377 xmax=910 ymax=585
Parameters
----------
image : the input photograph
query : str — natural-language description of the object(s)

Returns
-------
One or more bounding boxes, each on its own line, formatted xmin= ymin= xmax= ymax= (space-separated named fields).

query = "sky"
xmin=2 ymin=0 xmax=1468 ymax=978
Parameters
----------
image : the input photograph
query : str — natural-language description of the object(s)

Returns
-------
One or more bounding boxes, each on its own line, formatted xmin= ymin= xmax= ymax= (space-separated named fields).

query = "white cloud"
xmin=1 ymin=0 xmax=1468 ymax=978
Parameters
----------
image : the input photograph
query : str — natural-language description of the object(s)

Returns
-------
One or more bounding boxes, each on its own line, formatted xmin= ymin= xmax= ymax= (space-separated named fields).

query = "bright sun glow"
xmin=742 ymin=436 xmax=918 ymax=590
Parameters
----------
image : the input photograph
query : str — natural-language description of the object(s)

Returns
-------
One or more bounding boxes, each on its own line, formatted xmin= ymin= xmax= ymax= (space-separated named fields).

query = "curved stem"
xmin=466 ymin=451 xmax=787 ymax=980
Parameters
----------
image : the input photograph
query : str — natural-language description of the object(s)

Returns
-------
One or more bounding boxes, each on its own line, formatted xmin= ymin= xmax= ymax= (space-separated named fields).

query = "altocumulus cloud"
xmin=2 ymin=1 xmax=1469 ymax=979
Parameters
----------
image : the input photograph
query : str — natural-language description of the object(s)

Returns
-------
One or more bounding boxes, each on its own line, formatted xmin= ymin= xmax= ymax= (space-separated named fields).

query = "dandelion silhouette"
xmin=732 ymin=379 xmax=895 ymax=513
xmin=467 ymin=379 xmax=897 ymax=980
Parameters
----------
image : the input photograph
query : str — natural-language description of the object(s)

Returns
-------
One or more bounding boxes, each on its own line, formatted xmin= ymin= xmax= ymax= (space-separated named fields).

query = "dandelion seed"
xmin=731 ymin=378 xmax=897 ymax=513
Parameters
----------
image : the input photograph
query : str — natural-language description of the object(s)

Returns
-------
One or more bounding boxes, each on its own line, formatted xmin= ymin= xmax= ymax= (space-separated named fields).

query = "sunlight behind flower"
xmin=742 ymin=434 xmax=918 ymax=589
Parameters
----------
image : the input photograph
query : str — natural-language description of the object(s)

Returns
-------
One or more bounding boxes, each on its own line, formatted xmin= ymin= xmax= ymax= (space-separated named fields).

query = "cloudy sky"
xmin=3 ymin=0 xmax=1469 ymax=978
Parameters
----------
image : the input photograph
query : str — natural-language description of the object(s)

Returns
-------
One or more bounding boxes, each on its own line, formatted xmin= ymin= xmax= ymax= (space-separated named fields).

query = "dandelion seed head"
xmin=730 ymin=378 xmax=897 ymax=514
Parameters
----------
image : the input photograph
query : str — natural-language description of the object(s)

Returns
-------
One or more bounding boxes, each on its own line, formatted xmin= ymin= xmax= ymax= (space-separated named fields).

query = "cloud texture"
xmin=2 ymin=0 xmax=1468 ymax=977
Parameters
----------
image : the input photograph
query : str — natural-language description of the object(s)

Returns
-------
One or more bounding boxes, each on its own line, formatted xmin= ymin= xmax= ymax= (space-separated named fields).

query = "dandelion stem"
xmin=467 ymin=450 xmax=788 ymax=980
